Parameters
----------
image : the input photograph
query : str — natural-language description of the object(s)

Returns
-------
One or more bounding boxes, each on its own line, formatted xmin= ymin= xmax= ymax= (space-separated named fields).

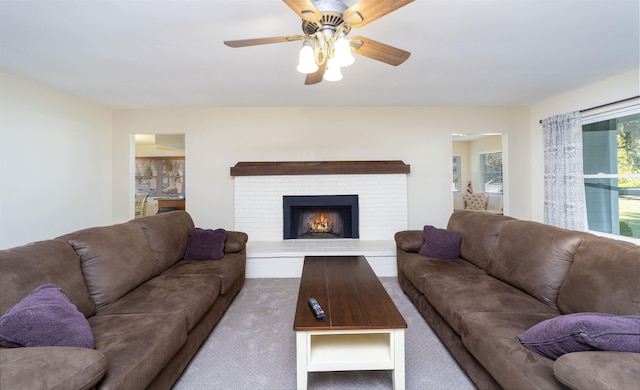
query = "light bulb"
xmin=333 ymin=34 xmax=354 ymax=67
xmin=296 ymin=43 xmax=318 ymax=74
xmin=323 ymin=58 xmax=343 ymax=81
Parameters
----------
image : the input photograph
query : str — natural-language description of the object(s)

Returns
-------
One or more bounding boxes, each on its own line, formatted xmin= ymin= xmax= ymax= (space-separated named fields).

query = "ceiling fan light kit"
xmin=323 ymin=58 xmax=343 ymax=81
xmin=333 ymin=32 xmax=355 ymax=67
xmin=296 ymin=40 xmax=319 ymax=73
xmin=224 ymin=0 xmax=414 ymax=85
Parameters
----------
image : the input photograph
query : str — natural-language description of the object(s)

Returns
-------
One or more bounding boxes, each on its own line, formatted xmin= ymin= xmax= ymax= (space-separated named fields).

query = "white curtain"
xmin=542 ymin=111 xmax=587 ymax=231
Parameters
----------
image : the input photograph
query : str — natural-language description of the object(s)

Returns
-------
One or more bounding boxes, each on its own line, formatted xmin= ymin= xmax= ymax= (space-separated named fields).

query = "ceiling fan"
xmin=223 ymin=0 xmax=414 ymax=84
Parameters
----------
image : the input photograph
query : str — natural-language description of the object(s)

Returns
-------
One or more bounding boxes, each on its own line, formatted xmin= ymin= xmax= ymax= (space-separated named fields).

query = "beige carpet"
xmin=173 ymin=277 xmax=476 ymax=390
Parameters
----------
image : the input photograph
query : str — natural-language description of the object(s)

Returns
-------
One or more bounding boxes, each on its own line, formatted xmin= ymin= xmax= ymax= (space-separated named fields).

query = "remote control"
xmin=308 ymin=297 xmax=326 ymax=320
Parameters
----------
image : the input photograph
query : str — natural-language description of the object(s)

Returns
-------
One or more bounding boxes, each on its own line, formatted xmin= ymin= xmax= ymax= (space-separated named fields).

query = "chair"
xmin=135 ymin=193 xmax=148 ymax=217
xmin=463 ymin=193 xmax=489 ymax=211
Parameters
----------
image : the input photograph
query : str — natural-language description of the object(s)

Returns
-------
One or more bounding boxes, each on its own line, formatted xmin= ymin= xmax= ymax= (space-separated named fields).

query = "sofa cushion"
xmin=487 ymin=220 xmax=582 ymax=310
xmin=460 ymin=311 xmax=562 ymax=390
xmin=184 ymin=228 xmax=226 ymax=260
xmin=63 ymin=221 xmax=159 ymax=312
xmin=557 ymin=236 xmax=640 ymax=316
xmin=398 ymin=252 xmax=484 ymax=294
xmin=423 ymin=272 xmax=558 ymax=335
xmin=518 ymin=313 xmax=640 ymax=359
xmin=0 ymin=284 xmax=94 ymax=349
xmin=446 ymin=210 xmax=513 ymax=270
xmin=89 ymin=312 xmax=186 ymax=390
xmin=224 ymin=231 xmax=249 ymax=254
xmin=0 ymin=240 xmax=95 ymax=317
xmin=0 ymin=346 xmax=107 ymax=390
xmin=554 ymin=351 xmax=640 ymax=390
xmin=132 ymin=211 xmax=195 ymax=272
xmin=419 ymin=225 xmax=463 ymax=259
xmin=97 ymin=274 xmax=221 ymax=331
xmin=163 ymin=251 xmax=246 ymax=295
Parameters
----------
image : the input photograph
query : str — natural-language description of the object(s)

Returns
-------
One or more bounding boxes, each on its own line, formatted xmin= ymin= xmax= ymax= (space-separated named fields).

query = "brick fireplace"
xmin=232 ymin=161 xmax=409 ymax=241
xmin=230 ymin=161 xmax=410 ymax=277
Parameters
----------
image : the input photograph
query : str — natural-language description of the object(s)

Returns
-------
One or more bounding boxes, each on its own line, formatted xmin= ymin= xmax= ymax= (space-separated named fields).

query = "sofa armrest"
xmin=554 ymin=351 xmax=640 ymax=390
xmin=0 ymin=347 xmax=107 ymax=390
xmin=394 ymin=230 xmax=423 ymax=253
xmin=224 ymin=231 xmax=248 ymax=253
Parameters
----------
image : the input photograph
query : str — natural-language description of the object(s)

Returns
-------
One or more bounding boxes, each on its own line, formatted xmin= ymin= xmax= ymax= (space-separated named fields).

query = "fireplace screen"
xmin=283 ymin=195 xmax=359 ymax=239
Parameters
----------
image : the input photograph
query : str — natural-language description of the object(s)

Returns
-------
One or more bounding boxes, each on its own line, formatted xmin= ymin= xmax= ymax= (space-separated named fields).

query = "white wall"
xmin=112 ymin=106 xmax=530 ymax=233
xmin=529 ymin=68 xmax=640 ymax=222
xmin=0 ymin=72 xmax=113 ymax=249
xmin=2 ymin=68 xmax=635 ymax=248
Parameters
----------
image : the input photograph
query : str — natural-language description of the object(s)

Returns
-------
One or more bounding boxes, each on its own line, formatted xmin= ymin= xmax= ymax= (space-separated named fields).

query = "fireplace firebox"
xmin=283 ymin=195 xmax=359 ymax=239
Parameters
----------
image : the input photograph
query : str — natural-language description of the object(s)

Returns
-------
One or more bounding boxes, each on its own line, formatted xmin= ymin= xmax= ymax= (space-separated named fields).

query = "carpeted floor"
xmin=173 ymin=277 xmax=476 ymax=390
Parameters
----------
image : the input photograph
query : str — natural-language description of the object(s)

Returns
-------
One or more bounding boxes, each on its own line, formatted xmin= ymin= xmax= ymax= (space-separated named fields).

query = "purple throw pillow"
xmin=518 ymin=313 xmax=640 ymax=360
xmin=418 ymin=225 xmax=463 ymax=259
xmin=0 ymin=284 xmax=94 ymax=349
xmin=184 ymin=228 xmax=226 ymax=260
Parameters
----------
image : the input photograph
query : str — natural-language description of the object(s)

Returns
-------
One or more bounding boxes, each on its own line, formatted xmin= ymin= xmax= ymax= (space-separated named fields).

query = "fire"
xmin=307 ymin=213 xmax=334 ymax=233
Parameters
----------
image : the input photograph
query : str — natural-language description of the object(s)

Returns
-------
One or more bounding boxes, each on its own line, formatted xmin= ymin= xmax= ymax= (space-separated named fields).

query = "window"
xmin=135 ymin=157 xmax=185 ymax=197
xmin=480 ymin=152 xmax=502 ymax=194
xmin=452 ymin=155 xmax=461 ymax=192
xmin=583 ymin=110 xmax=640 ymax=239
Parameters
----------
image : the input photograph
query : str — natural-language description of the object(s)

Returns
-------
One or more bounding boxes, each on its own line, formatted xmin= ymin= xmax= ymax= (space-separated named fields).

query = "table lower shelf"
xmin=296 ymin=329 xmax=405 ymax=389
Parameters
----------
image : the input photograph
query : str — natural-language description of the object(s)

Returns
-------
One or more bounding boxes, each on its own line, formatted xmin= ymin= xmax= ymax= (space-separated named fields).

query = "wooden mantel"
xmin=230 ymin=160 xmax=410 ymax=176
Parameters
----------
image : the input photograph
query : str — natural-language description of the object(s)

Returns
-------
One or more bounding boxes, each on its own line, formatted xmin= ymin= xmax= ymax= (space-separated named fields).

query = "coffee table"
xmin=293 ymin=255 xmax=407 ymax=390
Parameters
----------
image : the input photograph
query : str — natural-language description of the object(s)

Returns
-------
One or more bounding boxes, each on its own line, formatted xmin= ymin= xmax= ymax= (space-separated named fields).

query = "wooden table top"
xmin=293 ymin=255 xmax=407 ymax=331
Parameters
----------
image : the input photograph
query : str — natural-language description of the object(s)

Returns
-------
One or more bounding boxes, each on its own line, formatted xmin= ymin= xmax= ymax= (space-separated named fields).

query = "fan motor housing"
xmin=302 ymin=0 xmax=350 ymax=36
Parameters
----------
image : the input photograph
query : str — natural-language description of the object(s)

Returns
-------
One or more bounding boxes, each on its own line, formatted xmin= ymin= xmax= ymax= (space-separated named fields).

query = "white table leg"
xmin=296 ymin=332 xmax=308 ymax=390
xmin=392 ymin=329 xmax=406 ymax=390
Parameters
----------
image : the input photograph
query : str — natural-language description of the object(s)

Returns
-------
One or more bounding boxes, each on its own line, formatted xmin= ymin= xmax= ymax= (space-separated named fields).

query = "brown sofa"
xmin=0 ymin=211 xmax=247 ymax=390
xmin=395 ymin=210 xmax=640 ymax=390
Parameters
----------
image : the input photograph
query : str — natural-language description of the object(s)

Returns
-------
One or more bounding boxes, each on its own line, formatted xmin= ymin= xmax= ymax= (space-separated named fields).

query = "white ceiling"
xmin=1 ymin=0 xmax=638 ymax=109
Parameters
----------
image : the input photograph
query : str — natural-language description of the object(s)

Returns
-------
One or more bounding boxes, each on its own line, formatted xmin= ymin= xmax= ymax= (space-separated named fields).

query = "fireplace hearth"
xmin=283 ymin=195 xmax=359 ymax=239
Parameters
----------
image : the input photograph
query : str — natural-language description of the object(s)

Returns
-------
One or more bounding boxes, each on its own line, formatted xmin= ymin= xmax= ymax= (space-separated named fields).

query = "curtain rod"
xmin=538 ymin=95 xmax=640 ymax=124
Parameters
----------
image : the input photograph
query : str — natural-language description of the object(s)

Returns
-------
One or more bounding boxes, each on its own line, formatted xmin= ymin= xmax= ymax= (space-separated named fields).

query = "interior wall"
xmin=3 ymin=68 xmax=634 ymax=248
xmin=0 ymin=72 xmax=113 ymax=249
xmin=135 ymin=143 xmax=185 ymax=157
xmin=452 ymin=141 xmax=470 ymax=190
xmin=529 ymin=67 xmax=640 ymax=222
xmin=112 ymin=106 xmax=530 ymax=232
xmin=468 ymin=135 xmax=502 ymax=192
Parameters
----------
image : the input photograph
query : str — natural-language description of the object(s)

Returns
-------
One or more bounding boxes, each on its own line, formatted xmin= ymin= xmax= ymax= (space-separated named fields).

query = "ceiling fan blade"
xmin=304 ymin=64 xmax=326 ymax=85
xmin=224 ymin=36 xmax=304 ymax=48
xmin=350 ymin=36 xmax=411 ymax=66
xmin=344 ymin=0 xmax=414 ymax=28
xmin=282 ymin=0 xmax=322 ymax=25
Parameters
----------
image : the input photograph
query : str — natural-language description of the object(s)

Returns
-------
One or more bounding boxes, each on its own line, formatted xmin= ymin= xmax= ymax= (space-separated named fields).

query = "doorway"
xmin=134 ymin=134 xmax=185 ymax=217
xmin=452 ymin=133 xmax=507 ymax=215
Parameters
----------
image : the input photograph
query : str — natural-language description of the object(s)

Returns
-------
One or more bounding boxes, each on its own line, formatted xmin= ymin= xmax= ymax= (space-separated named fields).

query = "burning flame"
xmin=307 ymin=213 xmax=333 ymax=233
